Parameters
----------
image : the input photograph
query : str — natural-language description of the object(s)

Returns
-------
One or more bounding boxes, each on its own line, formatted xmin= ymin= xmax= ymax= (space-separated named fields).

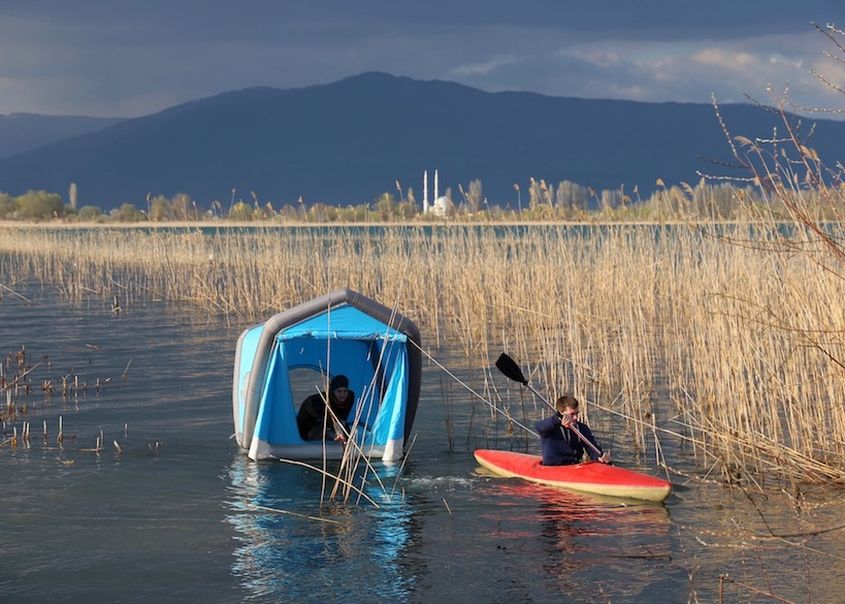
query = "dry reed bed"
xmin=1 ymin=224 xmax=843 ymax=485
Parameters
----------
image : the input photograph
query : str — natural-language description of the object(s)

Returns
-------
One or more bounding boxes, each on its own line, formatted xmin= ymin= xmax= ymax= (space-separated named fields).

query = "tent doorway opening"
xmin=288 ymin=367 xmax=333 ymax=412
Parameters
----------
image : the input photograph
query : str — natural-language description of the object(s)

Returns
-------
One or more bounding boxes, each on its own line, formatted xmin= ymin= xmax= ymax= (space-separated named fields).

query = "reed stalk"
xmin=1 ymin=221 xmax=843 ymax=484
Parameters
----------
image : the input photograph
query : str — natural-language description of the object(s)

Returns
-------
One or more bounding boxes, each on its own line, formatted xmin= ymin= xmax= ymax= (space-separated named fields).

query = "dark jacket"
xmin=535 ymin=414 xmax=603 ymax=465
xmin=296 ymin=390 xmax=355 ymax=441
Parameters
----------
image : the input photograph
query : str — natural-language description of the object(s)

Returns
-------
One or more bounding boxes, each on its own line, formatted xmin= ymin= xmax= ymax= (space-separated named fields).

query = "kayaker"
xmin=536 ymin=395 xmax=611 ymax=466
xmin=296 ymin=374 xmax=355 ymax=443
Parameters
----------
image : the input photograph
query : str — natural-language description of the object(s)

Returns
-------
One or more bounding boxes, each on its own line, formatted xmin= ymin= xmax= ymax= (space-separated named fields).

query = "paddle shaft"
xmin=522 ymin=382 xmax=604 ymax=458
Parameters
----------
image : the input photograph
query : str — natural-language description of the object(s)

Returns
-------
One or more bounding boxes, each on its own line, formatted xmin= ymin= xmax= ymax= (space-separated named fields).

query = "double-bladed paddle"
xmin=495 ymin=352 xmax=604 ymax=459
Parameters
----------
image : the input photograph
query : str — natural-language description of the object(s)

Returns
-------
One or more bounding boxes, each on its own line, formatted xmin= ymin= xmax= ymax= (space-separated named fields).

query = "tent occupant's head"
xmin=330 ymin=374 xmax=350 ymax=402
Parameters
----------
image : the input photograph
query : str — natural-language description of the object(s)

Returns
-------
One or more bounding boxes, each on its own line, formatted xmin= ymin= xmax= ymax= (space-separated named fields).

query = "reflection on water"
xmin=470 ymin=478 xmax=676 ymax=602
xmin=6 ymin=284 xmax=845 ymax=602
xmin=225 ymin=457 xmax=416 ymax=601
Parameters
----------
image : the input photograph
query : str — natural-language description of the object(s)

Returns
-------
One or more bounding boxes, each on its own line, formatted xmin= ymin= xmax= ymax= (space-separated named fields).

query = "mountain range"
xmin=0 ymin=113 xmax=123 ymax=161
xmin=0 ymin=72 xmax=843 ymax=211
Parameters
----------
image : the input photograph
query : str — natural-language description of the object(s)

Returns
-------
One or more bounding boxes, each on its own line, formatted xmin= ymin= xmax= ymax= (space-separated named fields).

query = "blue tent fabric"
xmin=277 ymin=305 xmax=406 ymax=342
xmin=233 ymin=324 xmax=264 ymax=438
xmin=369 ymin=349 xmax=407 ymax=443
xmin=233 ymin=290 xmax=420 ymax=461
xmin=254 ymin=342 xmax=301 ymax=445
xmin=253 ymin=332 xmax=410 ymax=447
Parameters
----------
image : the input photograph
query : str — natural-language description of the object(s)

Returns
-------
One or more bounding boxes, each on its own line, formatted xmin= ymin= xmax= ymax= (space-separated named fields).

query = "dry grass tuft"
xmin=1 ymin=221 xmax=844 ymax=484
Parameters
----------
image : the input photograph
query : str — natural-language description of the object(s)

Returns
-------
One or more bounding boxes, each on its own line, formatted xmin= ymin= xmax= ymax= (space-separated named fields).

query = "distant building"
xmin=422 ymin=169 xmax=452 ymax=217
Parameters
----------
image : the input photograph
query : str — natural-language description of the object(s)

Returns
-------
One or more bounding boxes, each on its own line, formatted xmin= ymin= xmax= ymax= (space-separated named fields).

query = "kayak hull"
xmin=474 ymin=449 xmax=671 ymax=502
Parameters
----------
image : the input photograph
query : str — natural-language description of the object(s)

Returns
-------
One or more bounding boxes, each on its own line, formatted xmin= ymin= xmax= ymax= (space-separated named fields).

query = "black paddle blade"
xmin=495 ymin=353 xmax=528 ymax=385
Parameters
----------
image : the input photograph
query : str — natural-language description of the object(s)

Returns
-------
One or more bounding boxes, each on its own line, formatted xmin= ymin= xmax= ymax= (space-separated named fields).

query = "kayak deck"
xmin=474 ymin=449 xmax=671 ymax=502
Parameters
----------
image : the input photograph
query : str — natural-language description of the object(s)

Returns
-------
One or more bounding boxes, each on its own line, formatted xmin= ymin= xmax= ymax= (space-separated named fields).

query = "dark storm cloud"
xmin=0 ymin=1 xmax=842 ymax=115
xmin=4 ymin=1 xmax=836 ymax=38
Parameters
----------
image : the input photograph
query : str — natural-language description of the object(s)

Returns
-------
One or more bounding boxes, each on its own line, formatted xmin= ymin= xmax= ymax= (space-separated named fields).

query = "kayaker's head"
xmin=555 ymin=394 xmax=580 ymax=422
xmin=330 ymin=374 xmax=351 ymax=405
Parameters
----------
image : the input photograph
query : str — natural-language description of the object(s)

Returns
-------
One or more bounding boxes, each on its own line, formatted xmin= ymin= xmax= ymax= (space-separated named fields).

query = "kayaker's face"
xmin=333 ymin=386 xmax=350 ymax=403
xmin=563 ymin=408 xmax=579 ymax=423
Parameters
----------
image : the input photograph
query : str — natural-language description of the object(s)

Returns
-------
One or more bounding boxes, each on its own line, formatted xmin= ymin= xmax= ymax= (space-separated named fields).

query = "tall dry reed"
xmin=1 ymin=223 xmax=843 ymax=485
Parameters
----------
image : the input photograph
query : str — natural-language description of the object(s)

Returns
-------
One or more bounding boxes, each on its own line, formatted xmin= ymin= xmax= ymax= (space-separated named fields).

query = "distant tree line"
xmin=0 ymin=177 xmax=819 ymax=224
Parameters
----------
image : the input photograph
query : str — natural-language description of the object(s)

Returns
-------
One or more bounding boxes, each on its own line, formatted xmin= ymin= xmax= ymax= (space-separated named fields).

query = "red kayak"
xmin=474 ymin=449 xmax=671 ymax=502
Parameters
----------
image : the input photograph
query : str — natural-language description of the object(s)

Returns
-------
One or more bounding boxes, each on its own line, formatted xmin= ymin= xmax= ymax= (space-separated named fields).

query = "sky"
xmin=1 ymin=1 xmax=843 ymax=117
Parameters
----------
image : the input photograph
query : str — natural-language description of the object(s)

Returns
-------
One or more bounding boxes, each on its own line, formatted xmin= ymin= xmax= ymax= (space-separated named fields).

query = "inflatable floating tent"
xmin=232 ymin=289 xmax=421 ymax=461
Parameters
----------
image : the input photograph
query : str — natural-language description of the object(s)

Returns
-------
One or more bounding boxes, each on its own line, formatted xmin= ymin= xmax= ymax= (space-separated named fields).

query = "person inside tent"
xmin=535 ymin=395 xmax=611 ymax=466
xmin=296 ymin=374 xmax=355 ymax=443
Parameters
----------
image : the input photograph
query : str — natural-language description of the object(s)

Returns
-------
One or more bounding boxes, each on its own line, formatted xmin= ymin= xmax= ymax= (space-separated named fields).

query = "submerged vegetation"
xmin=5 ymin=22 xmax=845 ymax=604
xmin=1 ymin=21 xmax=843 ymax=503
xmin=1 ymin=218 xmax=844 ymax=490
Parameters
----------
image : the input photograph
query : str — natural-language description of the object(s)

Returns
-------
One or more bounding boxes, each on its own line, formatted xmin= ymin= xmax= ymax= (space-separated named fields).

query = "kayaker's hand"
xmin=599 ymin=451 xmax=611 ymax=464
xmin=334 ymin=432 xmax=347 ymax=444
xmin=560 ymin=414 xmax=573 ymax=429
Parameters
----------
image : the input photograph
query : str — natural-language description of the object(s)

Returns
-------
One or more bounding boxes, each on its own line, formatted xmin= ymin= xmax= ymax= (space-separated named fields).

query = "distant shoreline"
xmin=0 ymin=219 xmax=821 ymax=229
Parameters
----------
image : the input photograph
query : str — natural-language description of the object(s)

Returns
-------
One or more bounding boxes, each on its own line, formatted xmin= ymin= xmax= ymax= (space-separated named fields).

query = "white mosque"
xmin=422 ymin=169 xmax=453 ymax=217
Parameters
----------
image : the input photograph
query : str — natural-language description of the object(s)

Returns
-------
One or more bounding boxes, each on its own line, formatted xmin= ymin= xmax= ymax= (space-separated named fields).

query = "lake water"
xmin=2 ymin=284 xmax=845 ymax=603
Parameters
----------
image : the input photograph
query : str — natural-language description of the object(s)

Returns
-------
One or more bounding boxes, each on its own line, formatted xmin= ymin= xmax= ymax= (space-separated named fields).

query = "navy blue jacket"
xmin=296 ymin=390 xmax=355 ymax=441
xmin=535 ymin=414 xmax=603 ymax=465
